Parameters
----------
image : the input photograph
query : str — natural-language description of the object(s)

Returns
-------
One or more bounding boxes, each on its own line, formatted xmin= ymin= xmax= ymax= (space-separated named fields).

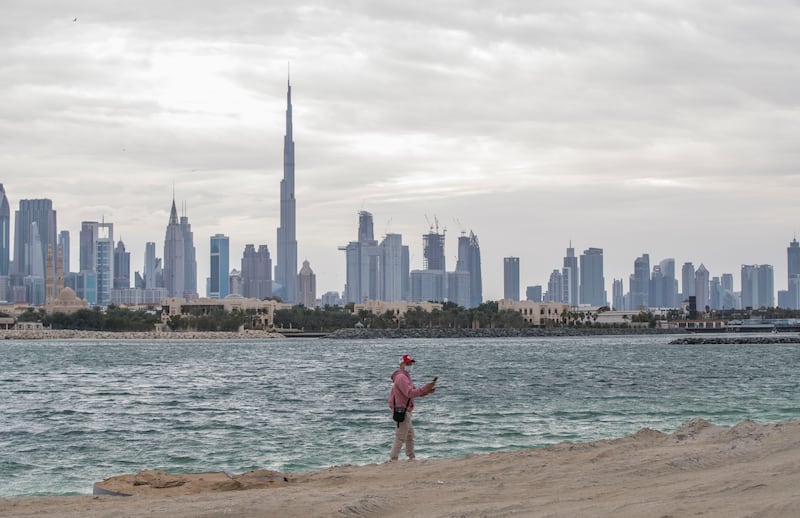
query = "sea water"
xmin=1 ymin=335 xmax=799 ymax=497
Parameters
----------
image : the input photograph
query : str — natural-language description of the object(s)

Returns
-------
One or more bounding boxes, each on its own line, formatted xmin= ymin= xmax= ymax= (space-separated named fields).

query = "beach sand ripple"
xmin=2 ymin=418 xmax=799 ymax=517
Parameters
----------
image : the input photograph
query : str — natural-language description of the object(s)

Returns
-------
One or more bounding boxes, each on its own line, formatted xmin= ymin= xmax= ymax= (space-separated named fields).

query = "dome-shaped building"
xmin=46 ymin=287 xmax=89 ymax=314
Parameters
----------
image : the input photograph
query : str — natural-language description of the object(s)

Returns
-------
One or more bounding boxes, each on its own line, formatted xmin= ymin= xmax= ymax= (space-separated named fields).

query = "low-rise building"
xmin=354 ymin=300 xmax=443 ymax=320
xmin=496 ymin=299 xmax=570 ymax=326
xmin=670 ymin=319 xmax=727 ymax=331
xmin=160 ymin=295 xmax=291 ymax=328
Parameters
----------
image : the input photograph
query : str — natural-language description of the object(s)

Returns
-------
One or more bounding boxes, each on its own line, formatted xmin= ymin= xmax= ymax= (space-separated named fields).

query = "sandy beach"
xmin=2 ymin=418 xmax=799 ymax=517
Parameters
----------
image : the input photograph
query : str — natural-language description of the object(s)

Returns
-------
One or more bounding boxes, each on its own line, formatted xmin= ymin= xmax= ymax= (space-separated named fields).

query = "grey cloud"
xmin=2 ymin=0 xmax=799 ymax=298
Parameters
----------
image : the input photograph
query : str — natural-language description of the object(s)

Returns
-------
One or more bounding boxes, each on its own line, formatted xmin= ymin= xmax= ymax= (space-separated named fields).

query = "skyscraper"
xmin=297 ymin=259 xmax=316 ymax=307
xmin=721 ymin=272 xmax=736 ymax=309
xmin=630 ymin=253 xmax=650 ymax=309
xmin=546 ymin=269 xmax=562 ymax=302
xmin=562 ymin=243 xmax=579 ymax=306
xmin=401 ymin=245 xmax=410 ymax=301
xmin=409 ymin=269 xmax=446 ymax=303
xmin=209 ymin=234 xmax=230 ymax=299
xmin=710 ymin=276 xmax=722 ymax=310
xmin=694 ymin=264 xmax=710 ymax=311
xmin=163 ymin=198 xmax=185 ymax=298
xmin=526 ymin=285 xmax=542 ymax=302
xmin=229 ymin=269 xmax=242 ymax=296
xmin=241 ymin=244 xmax=272 ymax=300
xmin=144 ymin=242 xmax=157 ymax=289
xmin=681 ymin=262 xmax=695 ymax=300
xmin=741 ymin=264 xmax=758 ymax=309
xmin=80 ymin=220 xmax=114 ymax=305
xmin=612 ymin=279 xmax=624 ymax=311
xmin=456 ymin=231 xmax=482 ymax=308
xmin=0 ymin=184 xmax=9 ymax=277
xmin=452 ymin=234 xmax=473 ymax=308
xmin=503 ymin=257 xmax=520 ymax=301
xmin=13 ymin=199 xmax=57 ymax=300
xmin=275 ymin=77 xmax=298 ymax=304
xmin=24 ymin=222 xmax=45 ymax=304
xmin=788 ymin=238 xmax=800 ymax=279
xmin=0 ymin=185 xmax=9 ymax=302
xmin=339 ymin=211 xmax=382 ymax=304
xmin=113 ymin=240 xmax=130 ymax=289
xmin=658 ymin=258 xmax=678 ymax=308
xmin=788 ymin=238 xmax=800 ymax=309
xmin=788 ymin=276 xmax=800 ymax=310
xmin=97 ymin=223 xmax=114 ymax=306
xmin=447 ymin=270 xmax=471 ymax=308
xmin=757 ymin=264 xmax=775 ymax=308
xmin=340 ymin=241 xmax=361 ymax=304
xmin=79 ymin=221 xmax=97 ymax=273
xmin=180 ymin=207 xmax=198 ymax=299
xmin=649 ymin=264 xmax=663 ymax=308
xmin=579 ymin=247 xmax=605 ymax=306
xmin=380 ymin=233 xmax=405 ymax=301
xmin=423 ymin=228 xmax=445 ymax=271
xmin=358 ymin=211 xmax=374 ymax=243
xmin=58 ymin=230 xmax=70 ymax=275
xmin=410 ymin=224 xmax=447 ymax=303
xmin=741 ymin=264 xmax=774 ymax=309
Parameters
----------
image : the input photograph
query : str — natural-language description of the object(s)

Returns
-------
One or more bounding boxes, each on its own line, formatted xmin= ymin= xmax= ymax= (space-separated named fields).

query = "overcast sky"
xmin=2 ymin=1 xmax=799 ymax=301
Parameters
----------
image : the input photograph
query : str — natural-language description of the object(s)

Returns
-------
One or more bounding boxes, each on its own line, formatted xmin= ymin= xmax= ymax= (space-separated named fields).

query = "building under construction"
xmin=423 ymin=229 xmax=445 ymax=271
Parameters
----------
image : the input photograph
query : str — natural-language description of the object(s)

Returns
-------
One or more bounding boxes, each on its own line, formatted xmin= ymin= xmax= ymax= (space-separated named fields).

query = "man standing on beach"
xmin=388 ymin=354 xmax=436 ymax=461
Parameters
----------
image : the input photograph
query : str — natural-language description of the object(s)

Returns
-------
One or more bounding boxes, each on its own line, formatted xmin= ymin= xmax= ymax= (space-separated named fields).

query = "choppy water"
xmin=1 ymin=335 xmax=799 ymax=497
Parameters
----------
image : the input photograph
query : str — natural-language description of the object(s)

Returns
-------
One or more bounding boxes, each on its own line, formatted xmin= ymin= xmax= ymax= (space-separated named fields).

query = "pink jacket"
xmin=388 ymin=369 xmax=432 ymax=413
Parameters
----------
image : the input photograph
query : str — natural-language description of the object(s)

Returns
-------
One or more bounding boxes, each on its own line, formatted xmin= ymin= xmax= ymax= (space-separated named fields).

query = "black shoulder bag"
xmin=393 ymin=396 xmax=411 ymax=427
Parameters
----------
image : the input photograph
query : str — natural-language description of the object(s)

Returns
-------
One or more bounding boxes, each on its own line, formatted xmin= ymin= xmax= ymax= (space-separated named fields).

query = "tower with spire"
xmin=163 ymin=195 xmax=185 ymax=298
xmin=275 ymin=74 xmax=298 ymax=303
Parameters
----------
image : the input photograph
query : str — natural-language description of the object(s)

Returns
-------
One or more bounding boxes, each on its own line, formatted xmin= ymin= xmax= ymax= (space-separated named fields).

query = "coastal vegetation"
xmin=16 ymin=306 xmax=161 ymax=332
xmin=9 ymin=302 xmax=800 ymax=333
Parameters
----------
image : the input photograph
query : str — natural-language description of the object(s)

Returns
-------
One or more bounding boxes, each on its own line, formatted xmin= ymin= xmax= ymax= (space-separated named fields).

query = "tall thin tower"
xmin=0 ymin=184 xmax=9 ymax=277
xmin=275 ymin=75 xmax=298 ymax=303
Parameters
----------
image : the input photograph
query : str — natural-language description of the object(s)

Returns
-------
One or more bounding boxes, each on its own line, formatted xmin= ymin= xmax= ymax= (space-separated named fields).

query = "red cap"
xmin=400 ymin=354 xmax=416 ymax=365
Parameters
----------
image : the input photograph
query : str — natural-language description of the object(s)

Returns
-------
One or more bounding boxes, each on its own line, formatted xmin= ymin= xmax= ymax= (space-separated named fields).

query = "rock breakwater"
xmin=328 ymin=327 xmax=685 ymax=339
xmin=670 ymin=335 xmax=800 ymax=345
xmin=1 ymin=329 xmax=285 ymax=340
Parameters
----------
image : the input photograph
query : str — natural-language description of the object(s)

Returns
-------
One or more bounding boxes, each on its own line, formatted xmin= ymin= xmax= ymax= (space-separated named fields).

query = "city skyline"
xmin=2 ymin=189 xmax=796 ymax=308
xmin=1 ymin=2 xmax=799 ymax=301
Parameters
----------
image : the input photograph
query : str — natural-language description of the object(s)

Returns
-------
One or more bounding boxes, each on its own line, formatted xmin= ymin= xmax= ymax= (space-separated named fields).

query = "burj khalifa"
xmin=275 ymin=77 xmax=298 ymax=303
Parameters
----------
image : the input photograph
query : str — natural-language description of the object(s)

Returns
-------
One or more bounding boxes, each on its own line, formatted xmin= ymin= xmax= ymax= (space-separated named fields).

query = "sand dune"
xmin=2 ymin=418 xmax=799 ymax=517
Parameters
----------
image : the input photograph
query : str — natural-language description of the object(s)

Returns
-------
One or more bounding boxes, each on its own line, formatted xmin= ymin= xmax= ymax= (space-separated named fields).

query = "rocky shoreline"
xmin=670 ymin=335 xmax=800 ymax=345
xmin=326 ymin=327 xmax=687 ymax=339
xmin=0 ymin=327 xmax=690 ymax=341
xmin=1 ymin=329 xmax=286 ymax=340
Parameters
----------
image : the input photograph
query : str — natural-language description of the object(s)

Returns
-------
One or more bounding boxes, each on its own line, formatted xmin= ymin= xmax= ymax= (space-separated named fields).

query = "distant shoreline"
xmin=326 ymin=327 xmax=686 ymax=339
xmin=0 ymin=329 xmax=286 ymax=340
xmin=0 ymin=327 xmax=690 ymax=341
xmin=671 ymin=335 xmax=800 ymax=345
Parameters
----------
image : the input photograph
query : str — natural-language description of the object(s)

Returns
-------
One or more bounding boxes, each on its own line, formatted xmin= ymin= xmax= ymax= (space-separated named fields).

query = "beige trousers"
xmin=390 ymin=411 xmax=415 ymax=460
